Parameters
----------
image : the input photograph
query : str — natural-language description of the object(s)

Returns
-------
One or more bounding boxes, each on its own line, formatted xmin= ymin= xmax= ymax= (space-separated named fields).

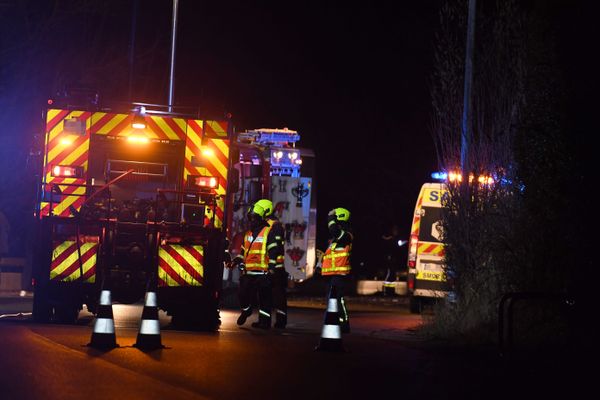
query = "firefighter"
xmin=258 ymin=199 xmax=288 ymax=329
xmin=232 ymin=200 xmax=281 ymax=329
xmin=322 ymin=207 xmax=353 ymax=333
xmin=381 ymin=223 xmax=401 ymax=296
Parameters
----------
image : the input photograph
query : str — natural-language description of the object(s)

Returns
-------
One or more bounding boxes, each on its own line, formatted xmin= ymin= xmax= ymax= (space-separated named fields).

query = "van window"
xmin=419 ymin=206 xmax=443 ymax=243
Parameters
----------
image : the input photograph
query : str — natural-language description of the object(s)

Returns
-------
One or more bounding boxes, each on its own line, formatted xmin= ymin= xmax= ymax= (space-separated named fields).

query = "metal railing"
xmin=498 ymin=292 xmax=575 ymax=355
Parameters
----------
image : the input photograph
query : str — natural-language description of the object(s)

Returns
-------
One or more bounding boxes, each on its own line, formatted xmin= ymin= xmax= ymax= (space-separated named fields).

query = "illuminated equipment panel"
xmin=237 ymin=127 xmax=300 ymax=146
xmin=270 ymin=148 xmax=302 ymax=177
xmin=237 ymin=127 xmax=302 ymax=177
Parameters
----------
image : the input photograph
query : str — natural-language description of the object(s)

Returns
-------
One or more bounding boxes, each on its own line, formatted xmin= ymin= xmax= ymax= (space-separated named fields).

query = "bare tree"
xmin=428 ymin=0 xmax=527 ymax=339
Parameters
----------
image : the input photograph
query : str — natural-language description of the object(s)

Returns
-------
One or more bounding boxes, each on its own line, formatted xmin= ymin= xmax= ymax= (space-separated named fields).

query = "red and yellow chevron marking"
xmin=41 ymin=110 xmax=91 ymax=217
xmin=183 ymin=120 xmax=229 ymax=228
xmin=204 ymin=120 xmax=229 ymax=138
xmin=90 ymin=112 xmax=186 ymax=141
xmin=158 ymin=244 xmax=204 ymax=287
xmin=410 ymin=192 xmax=425 ymax=237
xmin=417 ymin=242 xmax=445 ymax=257
xmin=411 ymin=214 xmax=421 ymax=237
xmin=40 ymin=194 xmax=86 ymax=218
xmin=50 ymin=238 xmax=98 ymax=282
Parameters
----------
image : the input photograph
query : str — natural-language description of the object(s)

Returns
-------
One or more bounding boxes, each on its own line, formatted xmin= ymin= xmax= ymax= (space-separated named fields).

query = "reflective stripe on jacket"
xmin=322 ymin=242 xmax=351 ymax=275
xmin=243 ymin=225 xmax=272 ymax=272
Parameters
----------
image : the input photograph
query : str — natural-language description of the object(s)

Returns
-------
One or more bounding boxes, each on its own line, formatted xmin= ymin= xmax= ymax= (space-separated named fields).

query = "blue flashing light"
xmin=238 ymin=128 xmax=300 ymax=145
xmin=431 ymin=171 xmax=447 ymax=181
xmin=257 ymin=131 xmax=300 ymax=144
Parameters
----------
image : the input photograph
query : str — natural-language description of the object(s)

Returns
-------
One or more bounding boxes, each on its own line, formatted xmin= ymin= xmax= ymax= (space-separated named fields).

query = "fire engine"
xmin=226 ymin=128 xmax=316 ymax=286
xmin=32 ymin=100 xmax=316 ymax=328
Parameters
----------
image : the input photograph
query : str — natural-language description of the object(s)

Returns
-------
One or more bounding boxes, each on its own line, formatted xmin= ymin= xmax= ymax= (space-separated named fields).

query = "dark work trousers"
xmin=326 ymin=274 xmax=350 ymax=330
xmin=383 ymin=260 xmax=397 ymax=296
xmin=239 ymin=273 xmax=272 ymax=325
xmin=272 ymin=268 xmax=289 ymax=327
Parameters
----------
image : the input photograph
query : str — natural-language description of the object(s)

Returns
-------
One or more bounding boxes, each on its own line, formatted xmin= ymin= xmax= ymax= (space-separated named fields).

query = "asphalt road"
xmin=0 ymin=294 xmax=586 ymax=400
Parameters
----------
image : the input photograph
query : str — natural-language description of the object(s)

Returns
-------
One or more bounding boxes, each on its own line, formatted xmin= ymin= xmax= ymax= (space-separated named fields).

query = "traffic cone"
xmin=134 ymin=290 xmax=164 ymax=350
xmin=88 ymin=289 xmax=118 ymax=349
xmin=315 ymin=285 xmax=346 ymax=352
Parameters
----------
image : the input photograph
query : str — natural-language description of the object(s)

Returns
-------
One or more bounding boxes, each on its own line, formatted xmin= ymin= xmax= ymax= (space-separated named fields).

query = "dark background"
xmin=0 ymin=1 xmax=594 ymax=278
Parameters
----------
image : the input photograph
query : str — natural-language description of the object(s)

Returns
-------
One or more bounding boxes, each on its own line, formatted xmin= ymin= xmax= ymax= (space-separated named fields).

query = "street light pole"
xmin=460 ymin=0 xmax=476 ymax=174
xmin=128 ymin=0 xmax=139 ymax=102
xmin=168 ymin=0 xmax=179 ymax=112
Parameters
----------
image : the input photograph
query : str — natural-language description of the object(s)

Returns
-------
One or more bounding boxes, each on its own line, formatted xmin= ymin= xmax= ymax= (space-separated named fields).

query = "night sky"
xmin=1 ymin=1 xmax=595 ymax=275
xmin=132 ymin=1 xmax=441 ymax=267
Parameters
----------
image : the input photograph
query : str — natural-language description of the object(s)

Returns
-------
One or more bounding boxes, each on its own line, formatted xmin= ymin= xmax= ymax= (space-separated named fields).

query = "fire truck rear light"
xmin=52 ymin=165 xmax=83 ymax=178
xmin=195 ymin=176 xmax=218 ymax=188
xmin=408 ymin=260 xmax=416 ymax=268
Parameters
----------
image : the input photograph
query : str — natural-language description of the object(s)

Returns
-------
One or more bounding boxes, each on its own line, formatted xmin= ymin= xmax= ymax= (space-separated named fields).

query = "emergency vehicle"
xmin=32 ymin=100 xmax=316 ymax=328
xmin=406 ymin=182 xmax=450 ymax=313
xmin=226 ymin=128 xmax=316 ymax=285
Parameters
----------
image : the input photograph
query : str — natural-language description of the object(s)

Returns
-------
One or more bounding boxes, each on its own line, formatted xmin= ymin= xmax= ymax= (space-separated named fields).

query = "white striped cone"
xmin=134 ymin=291 xmax=164 ymax=350
xmin=88 ymin=290 xmax=118 ymax=349
xmin=315 ymin=285 xmax=346 ymax=352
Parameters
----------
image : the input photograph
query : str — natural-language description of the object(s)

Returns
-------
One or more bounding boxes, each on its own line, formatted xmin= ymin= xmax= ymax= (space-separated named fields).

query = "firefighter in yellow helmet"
xmin=322 ymin=207 xmax=353 ymax=333
xmin=232 ymin=199 xmax=284 ymax=329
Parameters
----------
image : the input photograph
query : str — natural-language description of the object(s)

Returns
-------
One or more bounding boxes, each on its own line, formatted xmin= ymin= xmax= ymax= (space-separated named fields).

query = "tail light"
xmin=194 ymin=176 xmax=218 ymax=189
xmin=408 ymin=234 xmax=418 ymax=267
xmin=51 ymin=165 xmax=83 ymax=178
xmin=408 ymin=274 xmax=415 ymax=291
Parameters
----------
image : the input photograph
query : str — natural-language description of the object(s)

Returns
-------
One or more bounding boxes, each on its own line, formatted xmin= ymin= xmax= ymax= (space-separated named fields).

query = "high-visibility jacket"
xmin=242 ymin=225 xmax=273 ymax=273
xmin=322 ymin=241 xmax=352 ymax=275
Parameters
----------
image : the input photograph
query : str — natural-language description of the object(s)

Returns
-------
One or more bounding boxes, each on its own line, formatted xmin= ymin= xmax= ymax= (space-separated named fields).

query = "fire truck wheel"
xmin=32 ymin=295 xmax=52 ymax=322
xmin=409 ymin=296 xmax=422 ymax=314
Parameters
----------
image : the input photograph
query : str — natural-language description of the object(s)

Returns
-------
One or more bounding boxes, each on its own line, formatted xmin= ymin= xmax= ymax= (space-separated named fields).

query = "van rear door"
xmin=408 ymin=183 xmax=449 ymax=301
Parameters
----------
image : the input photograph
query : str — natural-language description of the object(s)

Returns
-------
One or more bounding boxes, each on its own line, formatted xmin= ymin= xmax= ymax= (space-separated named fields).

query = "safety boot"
xmin=252 ymin=312 xmax=271 ymax=329
xmin=237 ymin=309 xmax=251 ymax=326
xmin=251 ymin=321 xmax=271 ymax=330
xmin=274 ymin=314 xmax=287 ymax=329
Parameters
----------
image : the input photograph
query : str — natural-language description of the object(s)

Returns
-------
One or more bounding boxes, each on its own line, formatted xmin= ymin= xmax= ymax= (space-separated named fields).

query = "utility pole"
xmin=460 ymin=0 xmax=476 ymax=174
xmin=168 ymin=0 xmax=179 ymax=112
xmin=128 ymin=0 xmax=139 ymax=102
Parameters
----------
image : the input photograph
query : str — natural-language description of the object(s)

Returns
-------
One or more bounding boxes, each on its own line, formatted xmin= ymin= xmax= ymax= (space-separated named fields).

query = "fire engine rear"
xmin=32 ymin=103 xmax=231 ymax=329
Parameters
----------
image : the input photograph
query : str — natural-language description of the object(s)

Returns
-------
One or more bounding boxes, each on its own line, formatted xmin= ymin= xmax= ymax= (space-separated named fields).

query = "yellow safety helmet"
xmin=248 ymin=199 xmax=273 ymax=218
xmin=253 ymin=199 xmax=273 ymax=217
xmin=328 ymin=207 xmax=350 ymax=222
